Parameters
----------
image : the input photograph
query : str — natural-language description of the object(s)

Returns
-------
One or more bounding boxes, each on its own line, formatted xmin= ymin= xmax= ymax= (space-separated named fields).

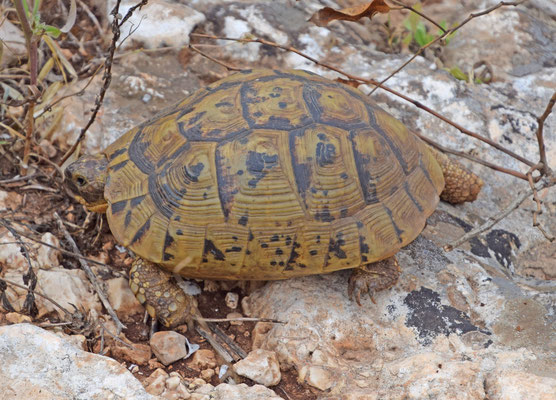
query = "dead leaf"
xmin=336 ymin=77 xmax=362 ymax=88
xmin=309 ymin=0 xmax=391 ymax=27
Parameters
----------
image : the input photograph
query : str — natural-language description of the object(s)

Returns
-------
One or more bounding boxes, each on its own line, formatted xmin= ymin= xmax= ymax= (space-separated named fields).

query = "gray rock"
xmin=233 ymin=349 xmax=281 ymax=386
xmin=0 ymin=324 xmax=153 ymax=399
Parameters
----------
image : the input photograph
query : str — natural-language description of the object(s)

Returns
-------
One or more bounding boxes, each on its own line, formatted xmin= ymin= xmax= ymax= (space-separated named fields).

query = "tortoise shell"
xmin=102 ymin=69 xmax=444 ymax=280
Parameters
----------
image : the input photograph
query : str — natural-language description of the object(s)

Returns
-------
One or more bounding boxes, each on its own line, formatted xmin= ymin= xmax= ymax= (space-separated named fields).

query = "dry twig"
xmin=53 ymin=212 xmax=125 ymax=332
xmin=191 ymin=32 xmax=534 ymax=176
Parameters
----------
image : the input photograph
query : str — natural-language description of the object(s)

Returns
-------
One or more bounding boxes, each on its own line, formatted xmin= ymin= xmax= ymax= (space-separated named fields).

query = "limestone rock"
xmin=233 ymin=349 xmax=281 ymax=386
xmin=111 ymin=340 xmax=152 ymax=366
xmin=0 ymin=324 xmax=153 ymax=399
xmin=194 ymin=383 xmax=282 ymax=400
xmin=150 ymin=331 xmax=189 ymax=366
xmin=108 ymin=0 xmax=206 ymax=49
xmin=225 ymin=291 xmax=239 ymax=309
xmin=36 ymin=233 xmax=61 ymax=269
xmin=35 ymin=268 xmax=102 ymax=319
xmin=189 ymin=349 xmax=217 ymax=371
xmin=106 ymin=276 xmax=145 ymax=319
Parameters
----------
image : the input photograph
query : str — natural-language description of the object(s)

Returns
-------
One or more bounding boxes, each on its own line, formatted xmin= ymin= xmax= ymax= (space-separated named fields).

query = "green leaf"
xmin=449 ymin=66 xmax=468 ymax=81
xmin=43 ymin=25 xmax=61 ymax=38
xmin=414 ymin=22 xmax=429 ymax=46
xmin=402 ymin=33 xmax=412 ymax=46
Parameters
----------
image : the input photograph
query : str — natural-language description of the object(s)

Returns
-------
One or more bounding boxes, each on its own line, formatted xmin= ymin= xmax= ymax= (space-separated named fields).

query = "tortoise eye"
xmin=76 ymin=176 xmax=87 ymax=186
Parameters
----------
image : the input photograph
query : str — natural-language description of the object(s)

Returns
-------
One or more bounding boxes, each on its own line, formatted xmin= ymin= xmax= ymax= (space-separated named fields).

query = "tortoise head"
xmin=65 ymin=154 xmax=109 ymax=213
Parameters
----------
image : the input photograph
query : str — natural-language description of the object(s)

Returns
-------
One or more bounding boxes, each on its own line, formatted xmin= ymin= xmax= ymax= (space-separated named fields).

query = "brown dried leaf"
xmin=336 ymin=77 xmax=362 ymax=88
xmin=309 ymin=0 xmax=391 ymax=27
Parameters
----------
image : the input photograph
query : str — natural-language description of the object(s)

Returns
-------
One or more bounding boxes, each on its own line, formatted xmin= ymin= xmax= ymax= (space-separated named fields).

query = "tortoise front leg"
xmin=129 ymin=258 xmax=198 ymax=327
xmin=348 ymin=257 xmax=401 ymax=306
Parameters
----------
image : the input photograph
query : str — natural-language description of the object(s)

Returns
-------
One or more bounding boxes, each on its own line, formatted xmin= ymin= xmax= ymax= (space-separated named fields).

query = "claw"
xmin=347 ymin=257 xmax=400 ymax=306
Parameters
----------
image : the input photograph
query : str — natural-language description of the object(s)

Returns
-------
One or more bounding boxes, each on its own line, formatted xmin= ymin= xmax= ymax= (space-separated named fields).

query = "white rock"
xmin=486 ymin=370 xmax=556 ymax=400
xmin=35 ymin=268 xmax=102 ymax=319
xmin=233 ymin=349 xmax=281 ymax=386
xmin=106 ymin=276 xmax=145 ymax=319
xmin=202 ymin=383 xmax=282 ymax=400
xmin=0 ymin=229 xmax=29 ymax=271
xmin=108 ymin=0 xmax=205 ymax=49
xmin=0 ymin=324 xmax=153 ymax=399
xmin=36 ymin=232 xmax=61 ymax=269
xmin=306 ymin=366 xmax=334 ymax=391
xmin=225 ymin=292 xmax=239 ymax=309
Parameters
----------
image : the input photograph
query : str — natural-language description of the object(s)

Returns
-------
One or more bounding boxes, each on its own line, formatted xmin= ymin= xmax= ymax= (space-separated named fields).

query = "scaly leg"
xmin=348 ymin=257 xmax=401 ymax=306
xmin=129 ymin=258 xmax=198 ymax=328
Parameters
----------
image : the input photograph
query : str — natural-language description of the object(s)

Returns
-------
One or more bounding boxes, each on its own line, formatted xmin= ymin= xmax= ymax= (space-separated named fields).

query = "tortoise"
xmin=65 ymin=69 xmax=482 ymax=327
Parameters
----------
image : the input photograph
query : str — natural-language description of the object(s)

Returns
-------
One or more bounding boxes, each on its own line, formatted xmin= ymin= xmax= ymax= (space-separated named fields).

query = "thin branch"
xmin=416 ymin=133 xmax=528 ymax=181
xmin=535 ymin=91 xmax=556 ymax=176
xmin=390 ymin=0 xmax=446 ymax=33
xmin=370 ymin=1 xmax=526 ymax=95
xmin=59 ymin=0 xmax=149 ymax=166
xmin=0 ymin=219 xmax=108 ymax=267
xmin=444 ymin=179 xmax=550 ymax=251
xmin=191 ymin=32 xmax=536 ymax=169
xmin=54 ymin=212 xmax=125 ymax=332
xmin=198 ymin=316 xmax=285 ymax=324
xmin=188 ymin=44 xmax=243 ymax=71
xmin=527 ymin=166 xmax=555 ymax=242
xmin=0 ymin=277 xmax=73 ymax=318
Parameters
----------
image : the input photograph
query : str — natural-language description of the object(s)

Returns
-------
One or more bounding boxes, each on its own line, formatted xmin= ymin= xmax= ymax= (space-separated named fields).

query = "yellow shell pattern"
xmin=102 ymin=69 xmax=444 ymax=280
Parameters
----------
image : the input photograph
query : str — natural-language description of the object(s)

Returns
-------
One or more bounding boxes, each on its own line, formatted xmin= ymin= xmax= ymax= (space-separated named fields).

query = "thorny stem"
xmin=13 ymin=0 xmax=39 ymax=175
xmin=191 ymin=32 xmax=535 ymax=172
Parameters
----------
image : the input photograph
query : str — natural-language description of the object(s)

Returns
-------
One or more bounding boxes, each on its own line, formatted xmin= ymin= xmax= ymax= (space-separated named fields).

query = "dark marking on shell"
xmin=110 ymin=160 xmax=129 ymax=172
xmin=111 ymin=200 xmax=127 ymax=214
xmin=329 ymin=232 xmax=347 ymax=259
xmin=350 ymin=130 xmax=379 ymax=204
xmin=124 ymin=211 xmax=132 ymax=228
xmin=404 ymin=182 xmax=423 ymax=212
xmin=130 ymin=195 xmax=146 ymax=208
xmin=130 ymin=219 xmax=150 ymax=245
xmin=302 ymin=83 xmax=323 ymax=121
xmin=176 ymin=229 xmax=183 ymax=235
xmin=203 ymin=239 xmax=225 ymax=261
xmin=275 ymin=248 xmax=283 ymax=255
xmin=238 ymin=215 xmax=248 ymax=226
xmin=383 ymin=205 xmax=403 ymax=243
xmin=109 ymin=148 xmax=127 ymax=160
xmin=315 ymin=206 xmax=334 ymax=222
xmin=309 ymin=249 xmax=318 ymax=256
xmin=226 ymin=246 xmax=242 ymax=253
xmin=367 ymin=106 xmax=409 ymax=174
xmin=316 ymin=141 xmax=336 ymax=167
xmin=246 ymin=151 xmax=278 ymax=188
xmin=129 ymin=129 xmax=154 ymax=175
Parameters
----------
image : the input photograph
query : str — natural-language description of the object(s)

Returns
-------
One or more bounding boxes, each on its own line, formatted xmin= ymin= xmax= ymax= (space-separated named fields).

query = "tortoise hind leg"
xmin=129 ymin=258 xmax=199 ymax=328
xmin=348 ymin=257 xmax=401 ymax=306
xmin=431 ymin=150 xmax=483 ymax=204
